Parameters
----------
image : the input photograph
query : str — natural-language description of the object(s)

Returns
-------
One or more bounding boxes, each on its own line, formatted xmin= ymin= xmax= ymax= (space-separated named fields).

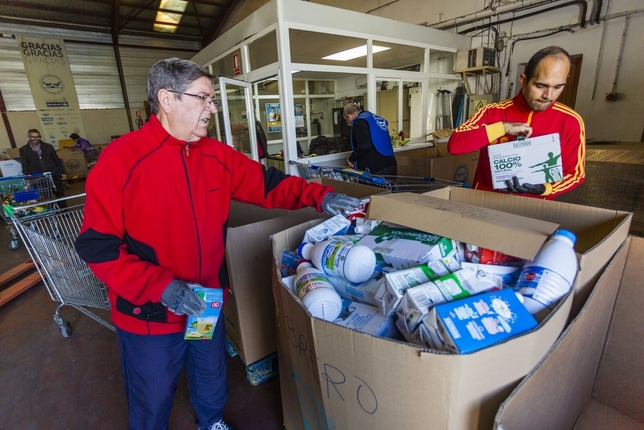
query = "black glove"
xmin=321 ymin=192 xmax=361 ymax=216
xmin=505 ymin=176 xmax=546 ymax=195
xmin=160 ymin=280 xmax=207 ymax=316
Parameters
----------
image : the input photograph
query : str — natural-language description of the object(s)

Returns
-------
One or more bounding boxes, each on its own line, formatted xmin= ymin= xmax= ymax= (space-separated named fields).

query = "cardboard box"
xmin=488 ymin=133 xmax=562 ymax=189
xmin=224 ymin=178 xmax=385 ymax=365
xmin=494 ymin=236 xmax=644 ymax=430
xmin=0 ymin=159 xmax=22 ymax=177
xmin=270 ymin=189 xmax=631 ymax=430
xmin=395 ymin=146 xmax=479 ymax=187
xmin=5 ymin=147 xmax=21 ymax=160
xmin=57 ymin=149 xmax=88 ymax=176
xmin=426 ymin=187 xmax=632 ymax=319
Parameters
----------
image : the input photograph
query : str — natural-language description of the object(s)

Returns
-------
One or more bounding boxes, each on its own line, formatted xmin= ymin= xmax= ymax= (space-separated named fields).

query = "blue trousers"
xmin=116 ymin=314 xmax=228 ymax=430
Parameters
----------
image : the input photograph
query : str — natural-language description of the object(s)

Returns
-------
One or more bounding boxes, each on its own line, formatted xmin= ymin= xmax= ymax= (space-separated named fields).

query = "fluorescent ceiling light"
xmin=322 ymin=45 xmax=390 ymax=61
xmin=154 ymin=0 xmax=188 ymax=33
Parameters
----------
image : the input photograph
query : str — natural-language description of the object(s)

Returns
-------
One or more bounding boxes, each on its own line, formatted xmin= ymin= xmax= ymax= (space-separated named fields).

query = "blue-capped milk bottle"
xmin=515 ymin=229 xmax=578 ymax=321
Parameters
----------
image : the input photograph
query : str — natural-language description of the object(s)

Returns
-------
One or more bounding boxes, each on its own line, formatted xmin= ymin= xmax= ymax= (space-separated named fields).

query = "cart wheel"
xmin=8 ymin=240 xmax=19 ymax=251
xmin=59 ymin=321 xmax=73 ymax=338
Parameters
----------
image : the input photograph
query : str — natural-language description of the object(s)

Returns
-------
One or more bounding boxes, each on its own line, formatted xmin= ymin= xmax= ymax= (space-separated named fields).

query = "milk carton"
xmin=357 ymin=222 xmax=461 ymax=270
xmin=488 ymin=133 xmax=562 ymax=189
xmin=327 ymin=267 xmax=390 ymax=306
xmin=184 ymin=286 xmax=224 ymax=340
xmin=333 ymin=300 xmax=397 ymax=338
xmin=303 ymin=214 xmax=351 ymax=243
xmin=422 ymin=289 xmax=538 ymax=354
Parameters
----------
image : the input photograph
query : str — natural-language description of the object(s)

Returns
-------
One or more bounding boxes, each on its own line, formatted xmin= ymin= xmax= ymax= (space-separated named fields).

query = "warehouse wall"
xmin=1 ymin=1 xmax=641 ymax=147
xmin=222 ymin=0 xmax=644 ymax=143
xmin=0 ymin=24 xmax=199 ymax=150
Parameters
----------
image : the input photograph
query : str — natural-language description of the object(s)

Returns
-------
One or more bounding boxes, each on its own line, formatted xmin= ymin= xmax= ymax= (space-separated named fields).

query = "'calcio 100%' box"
xmin=488 ymin=133 xmax=562 ymax=189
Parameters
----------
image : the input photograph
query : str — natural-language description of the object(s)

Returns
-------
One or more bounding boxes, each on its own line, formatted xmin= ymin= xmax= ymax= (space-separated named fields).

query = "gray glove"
xmin=160 ymin=280 xmax=207 ymax=316
xmin=321 ymin=192 xmax=361 ymax=216
xmin=505 ymin=176 xmax=546 ymax=195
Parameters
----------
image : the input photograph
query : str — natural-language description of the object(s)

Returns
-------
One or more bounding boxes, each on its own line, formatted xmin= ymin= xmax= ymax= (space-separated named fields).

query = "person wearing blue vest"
xmin=344 ymin=103 xmax=397 ymax=175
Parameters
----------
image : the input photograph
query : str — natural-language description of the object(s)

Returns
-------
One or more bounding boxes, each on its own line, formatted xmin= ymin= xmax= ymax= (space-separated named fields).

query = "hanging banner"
xmin=17 ymin=36 xmax=86 ymax=149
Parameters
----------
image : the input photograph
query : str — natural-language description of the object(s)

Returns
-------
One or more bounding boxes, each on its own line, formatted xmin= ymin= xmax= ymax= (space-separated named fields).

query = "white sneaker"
xmin=207 ymin=420 xmax=234 ymax=430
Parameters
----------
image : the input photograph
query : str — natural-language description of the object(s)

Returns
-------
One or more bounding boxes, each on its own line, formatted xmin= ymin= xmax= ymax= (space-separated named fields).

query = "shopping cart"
xmin=289 ymin=160 xmax=465 ymax=193
xmin=8 ymin=195 xmax=113 ymax=337
xmin=1 ymin=173 xmax=56 ymax=251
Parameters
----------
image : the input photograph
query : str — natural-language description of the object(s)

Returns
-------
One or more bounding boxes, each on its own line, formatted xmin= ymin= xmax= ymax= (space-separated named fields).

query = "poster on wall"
xmin=294 ymin=103 xmax=304 ymax=127
xmin=266 ymin=103 xmax=281 ymax=133
xmin=17 ymin=36 xmax=87 ymax=149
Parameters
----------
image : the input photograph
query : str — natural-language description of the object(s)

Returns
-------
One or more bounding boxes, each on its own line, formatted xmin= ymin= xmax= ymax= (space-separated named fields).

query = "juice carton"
xmin=184 ymin=285 xmax=224 ymax=340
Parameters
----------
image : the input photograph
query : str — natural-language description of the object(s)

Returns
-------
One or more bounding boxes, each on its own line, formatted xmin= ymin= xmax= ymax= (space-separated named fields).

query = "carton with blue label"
xmin=423 ymin=288 xmax=538 ymax=354
xmin=184 ymin=285 xmax=224 ymax=340
xmin=488 ymin=133 xmax=562 ymax=189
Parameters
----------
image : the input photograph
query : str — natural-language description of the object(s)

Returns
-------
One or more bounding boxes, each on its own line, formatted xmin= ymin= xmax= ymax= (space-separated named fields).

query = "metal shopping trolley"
xmin=8 ymin=195 xmax=113 ymax=337
xmin=1 ymin=173 xmax=56 ymax=251
xmin=289 ymin=160 xmax=465 ymax=193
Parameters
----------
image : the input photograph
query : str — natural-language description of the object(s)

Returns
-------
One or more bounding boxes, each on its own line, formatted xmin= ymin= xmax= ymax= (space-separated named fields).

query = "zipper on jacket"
xmin=181 ymin=150 xmax=203 ymax=284
xmin=185 ymin=143 xmax=190 ymax=157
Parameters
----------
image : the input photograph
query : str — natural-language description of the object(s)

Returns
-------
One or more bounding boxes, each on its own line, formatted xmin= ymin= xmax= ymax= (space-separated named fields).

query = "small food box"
xmin=424 ymin=288 xmax=538 ymax=354
xmin=488 ymin=133 xmax=562 ymax=189
xmin=184 ymin=285 xmax=223 ymax=340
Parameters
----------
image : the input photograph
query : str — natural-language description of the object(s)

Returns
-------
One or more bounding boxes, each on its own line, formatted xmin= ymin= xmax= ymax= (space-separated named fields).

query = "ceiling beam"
xmin=204 ymin=0 xmax=241 ymax=45
xmin=112 ymin=0 xmax=122 ymax=43
xmin=4 ymin=1 xmax=111 ymax=20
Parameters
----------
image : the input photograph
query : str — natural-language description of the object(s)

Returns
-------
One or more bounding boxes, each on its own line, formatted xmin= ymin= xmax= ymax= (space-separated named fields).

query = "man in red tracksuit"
xmin=74 ymin=58 xmax=358 ymax=430
xmin=448 ymin=46 xmax=585 ymax=199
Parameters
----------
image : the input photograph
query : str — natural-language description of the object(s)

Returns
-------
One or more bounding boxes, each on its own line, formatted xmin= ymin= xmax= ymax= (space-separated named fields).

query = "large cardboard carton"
xmin=271 ymin=190 xmax=631 ymax=430
xmin=57 ymin=149 xmax=88 ymax=176
xmin=224 ymin=179 xmax=385 ymax=365
xmin=426 ymin=187 xmax=632 ymax=319
xmin=395 ymin=147 xmax=479 ymax=186
xmin=494 ymin=236 xmax=644 ymax=430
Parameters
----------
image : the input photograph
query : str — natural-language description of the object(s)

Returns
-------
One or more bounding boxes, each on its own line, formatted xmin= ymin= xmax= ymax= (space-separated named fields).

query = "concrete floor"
xmin=0 ymin=180 xmax=282 ymax=430
xmin=1 ymin=153 xmax=642 ymax=430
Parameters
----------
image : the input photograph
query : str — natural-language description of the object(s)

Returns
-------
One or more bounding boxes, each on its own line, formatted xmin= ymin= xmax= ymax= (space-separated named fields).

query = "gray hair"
xmin=147 ymin=58 xmax=214 ymax=115
xmin=343 ymin=103 xmax=361 ymax=119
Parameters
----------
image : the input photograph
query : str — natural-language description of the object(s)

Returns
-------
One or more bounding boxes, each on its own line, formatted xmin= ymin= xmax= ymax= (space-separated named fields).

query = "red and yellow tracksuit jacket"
xmin=448 ymin=93 xmax=585 ymax=199
xmin=75 ymin=115 xmax=331 ymax=335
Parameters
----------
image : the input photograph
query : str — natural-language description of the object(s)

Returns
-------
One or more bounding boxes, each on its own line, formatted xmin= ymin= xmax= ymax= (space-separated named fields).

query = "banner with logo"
xmin=17 ymin=36 xmax=86 ymax=149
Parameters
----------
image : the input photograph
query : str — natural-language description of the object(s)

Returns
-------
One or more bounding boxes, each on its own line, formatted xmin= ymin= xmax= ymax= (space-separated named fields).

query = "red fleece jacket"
xmin=75 ymin=115 xmax=331 ymax=334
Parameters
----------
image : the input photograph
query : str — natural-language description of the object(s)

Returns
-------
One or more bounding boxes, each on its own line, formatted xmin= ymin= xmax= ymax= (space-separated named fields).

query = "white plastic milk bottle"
xmin=294 ymin=262 xmax=342 ymax=321
xmin=515 ymin=229 xmax=578 ymax=321
xmin=298 ymin=240 xmax=376 ymax=284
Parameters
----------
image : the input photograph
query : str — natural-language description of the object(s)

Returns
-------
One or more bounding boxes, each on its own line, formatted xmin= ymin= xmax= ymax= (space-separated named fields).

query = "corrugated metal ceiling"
xmin=0 ymin=0 xmax=238 ymax=46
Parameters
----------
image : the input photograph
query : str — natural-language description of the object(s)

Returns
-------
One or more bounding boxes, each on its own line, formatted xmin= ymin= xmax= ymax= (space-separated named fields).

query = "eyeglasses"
xmin=29 ymin=135 xmax=41 ymax=140
xmin=167 ymin=90 xmax=218 ymax=107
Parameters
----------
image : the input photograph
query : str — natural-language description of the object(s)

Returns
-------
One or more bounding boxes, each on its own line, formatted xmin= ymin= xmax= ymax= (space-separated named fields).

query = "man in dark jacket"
xmin=344 ymin=103 xmax=397 ymax=175
xmin=19 ymin=129 xmax=67 ymax=206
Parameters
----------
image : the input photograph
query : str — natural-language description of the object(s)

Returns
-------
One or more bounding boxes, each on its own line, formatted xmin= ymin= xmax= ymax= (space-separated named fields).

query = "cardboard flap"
xmin=593 ymin=236 xmax=644 ymax=420
xmin=494 ymin=238 xmax=631 ymax=430
xmin=367 ymin=193 xmax=558 ymax=260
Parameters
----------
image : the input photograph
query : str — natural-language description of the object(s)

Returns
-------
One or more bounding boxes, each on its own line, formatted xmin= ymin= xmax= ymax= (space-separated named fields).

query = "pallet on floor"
xmin=0 ymin=260 xmax=42 ymax=307
xmin=225 ymin=339 xmax=279 ymax=386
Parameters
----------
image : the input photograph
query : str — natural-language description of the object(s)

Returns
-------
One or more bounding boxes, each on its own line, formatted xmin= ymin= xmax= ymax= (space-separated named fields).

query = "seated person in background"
xmin=68 ymin=133 xmax=97 ymax=155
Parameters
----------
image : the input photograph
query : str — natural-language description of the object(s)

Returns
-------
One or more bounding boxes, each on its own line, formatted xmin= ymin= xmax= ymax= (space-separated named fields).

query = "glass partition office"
xmin=191 ymin=0 xmax=471 ymax=174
